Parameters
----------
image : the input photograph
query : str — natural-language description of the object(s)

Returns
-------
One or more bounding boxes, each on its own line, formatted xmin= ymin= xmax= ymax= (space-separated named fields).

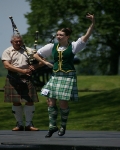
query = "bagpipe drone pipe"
xmin=9 ymin=16 xmax=53 ymax=89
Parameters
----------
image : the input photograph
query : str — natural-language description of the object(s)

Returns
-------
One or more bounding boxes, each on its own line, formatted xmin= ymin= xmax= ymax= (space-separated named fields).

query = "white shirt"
xmin=37 ymin=38 xmax=86 ymax=58
xmin=1 ymin=46 xmax=34 ymax=69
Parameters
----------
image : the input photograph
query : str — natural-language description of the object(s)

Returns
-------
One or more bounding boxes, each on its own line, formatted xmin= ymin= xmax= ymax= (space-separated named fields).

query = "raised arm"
xmin=81 ymin=13 xmax=95 ymax=42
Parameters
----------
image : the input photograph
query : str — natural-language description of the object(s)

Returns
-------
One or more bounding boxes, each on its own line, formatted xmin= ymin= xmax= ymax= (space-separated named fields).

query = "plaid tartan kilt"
xmin=41 ymin=71 xmax=79 ymax=101
xmin=4 ymin=77 xmax=39 ymax=103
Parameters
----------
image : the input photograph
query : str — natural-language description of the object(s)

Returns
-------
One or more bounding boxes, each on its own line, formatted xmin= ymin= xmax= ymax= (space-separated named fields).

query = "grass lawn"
xmin=0 ymin=76 xmax=120 ymax=131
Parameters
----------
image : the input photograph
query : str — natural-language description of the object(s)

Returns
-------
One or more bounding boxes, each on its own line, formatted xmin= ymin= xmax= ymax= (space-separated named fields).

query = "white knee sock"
xmin=24 ymin=105 xmax=35 ymax=126
xmin=12 ymin=105 xmax=23 ymax=126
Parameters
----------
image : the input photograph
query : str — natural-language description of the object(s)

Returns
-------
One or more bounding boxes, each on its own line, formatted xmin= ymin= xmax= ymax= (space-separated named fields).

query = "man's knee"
xmin=25 ymin=102 xmax=34 ymax=106
xmin=13 ymin=103 xmax=21 ymax=106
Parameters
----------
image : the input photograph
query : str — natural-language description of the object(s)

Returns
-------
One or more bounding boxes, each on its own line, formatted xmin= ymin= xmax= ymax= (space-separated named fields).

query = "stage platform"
xmin=0 ymin=130 xmax=120 ymax=150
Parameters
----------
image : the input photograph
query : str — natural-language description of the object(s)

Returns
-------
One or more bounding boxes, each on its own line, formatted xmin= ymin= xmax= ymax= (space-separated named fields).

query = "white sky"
xmin=0 ymin=0 xmax=31 ymax=57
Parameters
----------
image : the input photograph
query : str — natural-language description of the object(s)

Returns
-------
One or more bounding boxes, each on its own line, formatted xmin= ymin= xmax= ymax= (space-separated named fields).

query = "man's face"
xmin=11 ymin=37 xmax=23 ymax=50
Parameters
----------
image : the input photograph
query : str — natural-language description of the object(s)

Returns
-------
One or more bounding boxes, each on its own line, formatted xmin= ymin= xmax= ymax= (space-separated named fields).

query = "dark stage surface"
xmin=0 ymin=130 xmax=120 ymax=150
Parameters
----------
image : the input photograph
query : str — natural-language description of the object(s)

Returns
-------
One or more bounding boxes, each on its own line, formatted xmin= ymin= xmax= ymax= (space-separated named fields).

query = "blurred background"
xmin=0 ymin=0 xmax=120 ymax=79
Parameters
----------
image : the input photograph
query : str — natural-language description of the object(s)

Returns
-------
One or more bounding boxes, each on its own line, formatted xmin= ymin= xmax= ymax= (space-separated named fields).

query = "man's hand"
xmin=29 ymin=65 xmax=36 ymax=71
xmin=22 ymin=69 xmax=32 ymax=76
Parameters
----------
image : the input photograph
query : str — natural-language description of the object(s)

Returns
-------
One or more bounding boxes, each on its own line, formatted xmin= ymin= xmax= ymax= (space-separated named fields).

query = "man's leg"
xmin=12 ymin=103 xmax=24 ymax=131
xmin=24 ymin=103 xmax=39 ymax=131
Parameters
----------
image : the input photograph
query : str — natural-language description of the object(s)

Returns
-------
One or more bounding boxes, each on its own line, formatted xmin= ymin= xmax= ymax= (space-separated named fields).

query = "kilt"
xmin=4 ymin=74 xmax=39 ymax=103
xmin=41 ymin=71 xmax=79 ymax=101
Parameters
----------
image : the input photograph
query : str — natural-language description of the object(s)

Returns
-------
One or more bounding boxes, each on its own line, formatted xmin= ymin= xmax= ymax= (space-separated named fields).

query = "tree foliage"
xmin=23 ymin=0 xmax=120 ymax=75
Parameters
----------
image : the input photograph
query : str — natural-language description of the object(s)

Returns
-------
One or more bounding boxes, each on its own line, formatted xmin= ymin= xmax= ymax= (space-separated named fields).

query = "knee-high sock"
xmin=24 ymin=105 xmax=35 ymax=126
xmin=12 ymin=105 xmax=23 ymax=126
xmin=60 ymin=107 xmax=70 ymax=129
xmin=48 ymin=106 xmax=58 ymax=129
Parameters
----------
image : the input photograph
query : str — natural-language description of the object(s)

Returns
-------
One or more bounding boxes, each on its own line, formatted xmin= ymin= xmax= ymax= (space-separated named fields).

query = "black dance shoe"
xmin=45 ymin=127 xmax=58 ymax=138
xmin=58 ymin=127 xmax=66 ymax=136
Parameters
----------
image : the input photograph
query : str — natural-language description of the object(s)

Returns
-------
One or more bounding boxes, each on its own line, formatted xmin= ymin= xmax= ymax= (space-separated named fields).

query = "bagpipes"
xmin=9 ymin=16 xmax=54 ymax=68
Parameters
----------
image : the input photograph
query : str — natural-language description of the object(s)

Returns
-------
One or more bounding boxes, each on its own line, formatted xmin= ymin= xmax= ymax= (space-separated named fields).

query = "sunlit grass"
xmin=0 ymin=76 xmax=120 ymax=131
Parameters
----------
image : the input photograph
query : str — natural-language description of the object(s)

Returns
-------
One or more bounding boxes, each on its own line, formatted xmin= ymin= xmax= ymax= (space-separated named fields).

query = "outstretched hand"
xmin=81 ymin=13 xmax=95 ymax=42
xmin=86 ymin=13 xmax=95 ymax=23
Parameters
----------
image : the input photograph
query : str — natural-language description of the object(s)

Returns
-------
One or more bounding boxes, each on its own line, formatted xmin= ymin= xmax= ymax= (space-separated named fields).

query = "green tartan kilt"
xmin=4 ymin=76 xmax=39 ymax=103
xmin=41 ymin=71 xmax=79 ymax=101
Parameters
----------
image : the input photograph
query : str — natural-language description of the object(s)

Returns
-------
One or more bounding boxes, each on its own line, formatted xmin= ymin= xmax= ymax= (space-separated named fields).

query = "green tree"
xmin=23 ymin=0 xmax=120 ymax=75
